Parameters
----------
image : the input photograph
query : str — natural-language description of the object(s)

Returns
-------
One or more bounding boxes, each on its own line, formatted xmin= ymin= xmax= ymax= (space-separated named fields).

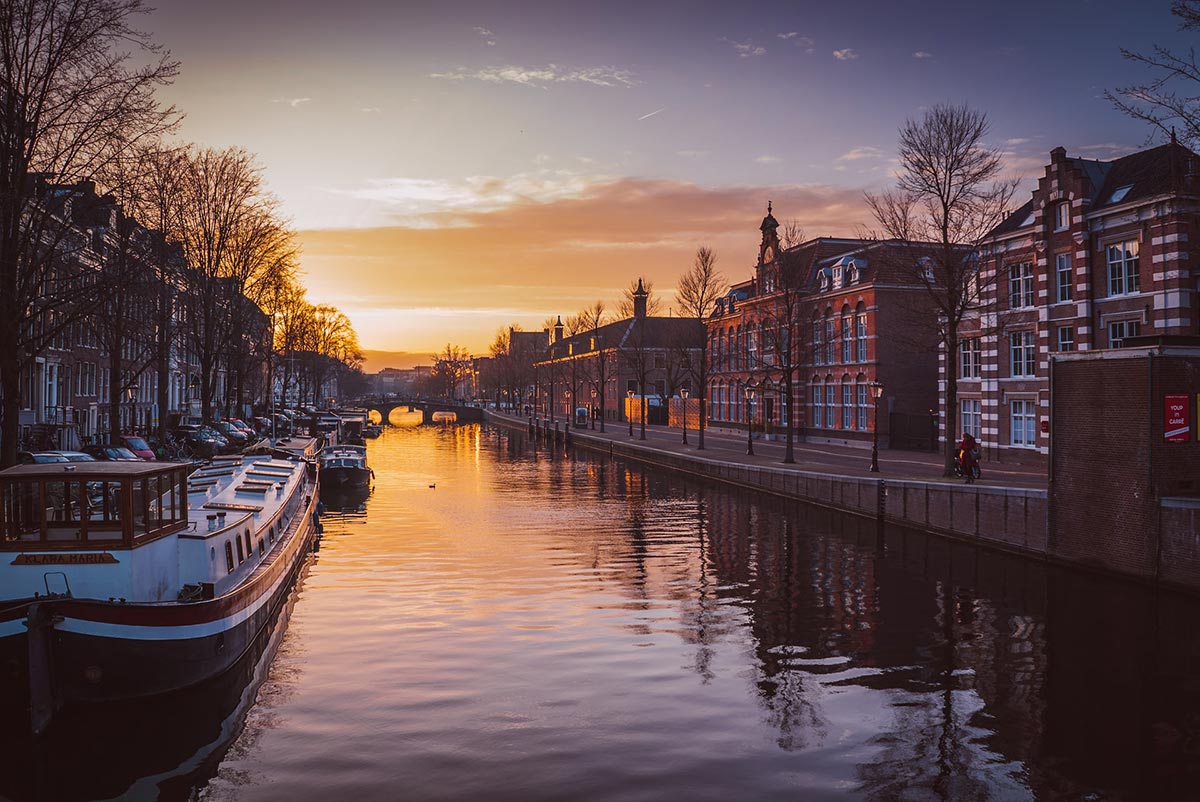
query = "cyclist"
xmin=957 ymin=431 xmax=980 ymax=484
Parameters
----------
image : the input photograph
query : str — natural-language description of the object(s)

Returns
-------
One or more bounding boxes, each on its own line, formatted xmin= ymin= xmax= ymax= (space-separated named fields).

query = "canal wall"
xmin=488 ymin=413 xmax=1049 ymax=562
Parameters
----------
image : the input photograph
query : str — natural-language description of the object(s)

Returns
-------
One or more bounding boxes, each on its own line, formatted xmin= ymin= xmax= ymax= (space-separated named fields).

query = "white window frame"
xmin=1008 ymin=262 xmax=1034 ymax=308
xmin=855 ymin=313 xmax=867 ymax=362
xmin=1106 ymin=240 xmax=1140 ymax=297
xmin=812 ymin=383 xmax=823 ymax=428
xmin=1010 ymin=399 xmax=1037 ymax=447
xmin=1108 ymin=319 xmax=1141 ymax=349
xmin=1010 ymin=331 xmax=1036 ymax=377
xmin=961 ymin=398 xmax=981 ymax=440
xmin=960 ymin=337 xmax=981 ymax=379
xmin=825 ymin=385 xmax=835 ymax=429
xmin=1055 ymin=252 xmax=1073 ymax=303
xmin=841 ymin=316 xmax=852 ymax=363
xmin=1053 ymin=201 xmax=1070 ymax=232
xmin=856 ymin=382 xmax=868 ymax=430
xmin=842 ymin=381 xmax=853 ymax=429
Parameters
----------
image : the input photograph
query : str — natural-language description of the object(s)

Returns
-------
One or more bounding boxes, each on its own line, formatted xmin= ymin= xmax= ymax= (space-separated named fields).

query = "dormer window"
xmin=1106 ymin=184 xmax=1133 ymax=204
xmin=1053 ymin=201 xmax=1070 ymax=232
xmin=832 ymin=266 xmax=843 ymax=289
xmin=818 ymin=270 xmax=831 ymax=292
xmin=917 ymin=256 xmax=935 ymax=284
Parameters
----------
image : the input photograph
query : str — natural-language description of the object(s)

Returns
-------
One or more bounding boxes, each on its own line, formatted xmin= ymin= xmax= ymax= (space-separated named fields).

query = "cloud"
xmin=778 ymin=32 xmax=816 ymax=52
xmin=300 ymin=177 xmax=870 ymax=351
xmin=832 ymin=49 xmax=858 ymax=61
xmin=837 ymin=146 xmax=884 ymax=162
xmin=676 ymin=150 xmax=709 ymax=158
xmin=912 ymin=51 xmax=933 ymax=59
xmin=637 ymin=107 xmax=666 ymax=121
xmin=272 ymin=97 xmax=311 ymax=108
xmin=724 ymin=38 xmax=766 ymax=58
xmin=1003 ymin=137 xmax=1031 ymax=146
xmin=361 ymin=106 xmax=382 ymax=113
xmin=430 ymin=64 xmax=638 ymax=88
xmin=754 ymin=155 xmax=780 ymax=164
xmin=472 ymin=26 xmax=496 ymax=46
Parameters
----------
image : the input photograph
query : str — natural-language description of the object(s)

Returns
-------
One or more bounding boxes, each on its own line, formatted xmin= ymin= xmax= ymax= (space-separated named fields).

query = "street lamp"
xmin=565 ymin=388 xmax=572 ymax=426
xmin=590 ymin=387 xmax=597 ymax=429
xmin=870 ymin=381 xmax=884 ymax=473
xmin=681 ymin=387 xmax=689 ymax=445
xmin=627 ymin=389 xmax=635 ymax=437
xmin=745 ymin=382 xmax=756 ymax=456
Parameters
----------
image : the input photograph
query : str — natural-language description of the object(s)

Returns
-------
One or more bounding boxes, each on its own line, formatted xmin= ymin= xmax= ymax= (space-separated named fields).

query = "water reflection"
xmin=4 ymin=420 xmax=1200 ymax=801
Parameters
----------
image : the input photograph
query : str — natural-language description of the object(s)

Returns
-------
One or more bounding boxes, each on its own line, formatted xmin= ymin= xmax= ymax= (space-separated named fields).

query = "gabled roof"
xmin=544 ymin=316 xmax=703 ymax=360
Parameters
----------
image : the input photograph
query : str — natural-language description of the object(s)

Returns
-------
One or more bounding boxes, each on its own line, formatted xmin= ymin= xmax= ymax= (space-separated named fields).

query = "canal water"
xmin=3 ymin=413 xmax=1200 ymax=801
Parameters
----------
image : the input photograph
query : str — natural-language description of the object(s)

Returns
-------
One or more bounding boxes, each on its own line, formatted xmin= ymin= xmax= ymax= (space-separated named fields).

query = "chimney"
xmin=553 ymin=316 xmax=564 ymax=342
xmin=1050 ymin=146 xmax=1067 ymax=164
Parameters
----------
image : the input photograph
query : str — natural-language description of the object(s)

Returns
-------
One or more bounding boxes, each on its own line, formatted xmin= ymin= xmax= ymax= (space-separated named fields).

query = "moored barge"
xmin=0 ymin=454 xmax=319 ymax=734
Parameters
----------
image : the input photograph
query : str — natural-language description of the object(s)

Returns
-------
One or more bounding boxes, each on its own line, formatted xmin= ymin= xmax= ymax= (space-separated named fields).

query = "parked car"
xmin=43 ymin=451 xmax=98 ymax=463
xmin=83 ymin=445 xmax=142 ymax=462
xmin=213 ymin=421 xmax=249 ymax=448
xmin=121 ymin=435 xmax=156 ymax=461
xmin=174 ymin=424 xmax=227 ymax=458
xmin=16 ymin=452 xmax=70 ymax=464
xmin=227 ymin=418 xmax=257 ymax=439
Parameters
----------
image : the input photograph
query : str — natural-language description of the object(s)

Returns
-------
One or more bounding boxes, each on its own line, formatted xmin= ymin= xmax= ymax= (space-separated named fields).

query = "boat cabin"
xmin=1 ymin=461 xmax=190 ymax=551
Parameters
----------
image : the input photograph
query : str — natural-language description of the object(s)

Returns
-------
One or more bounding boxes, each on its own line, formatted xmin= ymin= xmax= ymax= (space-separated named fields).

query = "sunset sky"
xmin=146 ymin=0 xmax=1185 ymax=357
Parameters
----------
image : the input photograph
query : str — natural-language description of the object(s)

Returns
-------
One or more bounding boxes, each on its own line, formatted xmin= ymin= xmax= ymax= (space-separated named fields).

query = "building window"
xmin=960 ymin=338 xmax=981 ymax=379
xmin=842 ymin=380 xmax=853 ymax=429
xmin=841 ymin=316 xmax=852 ymax=363
xmin=1053 ymin=201 xmax=1070 ymax=232
xmin=813 ymin=321 xmax=823 ymax=366
xmin=1010 ymin=330 xmax=1036 ymax=377
xmin=1011 ymin=400 xmax=1037 ymax=447
xmin=856 ymin=382 xmax=867 ymax=430
xmin=961 ymin=398 xmax=981 ymax=439
xmin=1057 ymin=326 xmax=1075 ymax=352
xmin=1106 ymin=240 xmax=1140 ymax=296
xmin=855 ymin=311 xmax=867 ymax=362
xmin=812 ymin=383 xmax=823 ymax=428
xmin=824 ymin=318 xmax=835 ymax=364
xmin=1055 ymin=253 xmax=1073 ymax=303
xmin=1008 ymin=262 xmax=1034 ymax=308
xmin=825 ymin=384 xmax=835 ymax=429
xmin=1108 ymin=319 xmax=1141 ymax=348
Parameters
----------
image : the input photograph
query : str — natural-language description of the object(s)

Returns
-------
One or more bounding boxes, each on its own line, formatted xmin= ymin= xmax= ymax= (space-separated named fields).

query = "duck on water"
xmin=0 ymin=454 xmax=320 ymax=735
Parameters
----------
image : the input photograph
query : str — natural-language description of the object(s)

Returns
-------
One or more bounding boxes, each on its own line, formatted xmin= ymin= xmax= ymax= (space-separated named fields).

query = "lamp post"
xmin=590 ymin=387 xmax=597 ymax=429
xmin=125 ymin=384 xmax=138 ymax=435
xmin=565 ymin=388 xmax=572 ymax=427
xmin=680 ymin=387 xmax=689 ymax=445
xmin=870 ymin=381 xmax=884 ymax=473
xmin=745 ymin=382 xmax=756 ymax=456
xmin=627 ymin=389 xmax=635 ymax=437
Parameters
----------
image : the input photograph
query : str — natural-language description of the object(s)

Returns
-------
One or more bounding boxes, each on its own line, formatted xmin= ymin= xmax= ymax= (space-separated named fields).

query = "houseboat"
xmin=0 ymin=454 xmax=319 ymax=734
xmin=318 ymin=444 xmax=372 ymax=489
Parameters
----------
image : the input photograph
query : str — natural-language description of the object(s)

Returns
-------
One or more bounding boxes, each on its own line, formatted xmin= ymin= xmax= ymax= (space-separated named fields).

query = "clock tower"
xmin=759 ymin=201 xmax=780 ymax=266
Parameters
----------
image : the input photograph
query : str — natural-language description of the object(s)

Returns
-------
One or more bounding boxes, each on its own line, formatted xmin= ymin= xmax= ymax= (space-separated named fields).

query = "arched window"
xmin=855 ymin=303 xmax=867 ymax=362
xmin=811 ymin=378 xmax=823 ymax=428
xmin=825 ymin=375 xmax=835 ymax=429
xmin=824 ymin=311 xmax=835 ymax=365
xmin=813 ymin=318 xmax=824 ymax=366
xmin=856 ymin=373 xmax=868 ymax=430
xmin=841 ymin=305 xmax=852 ymax=363
xmin=842 ymin=375 xmax=853 ymax=429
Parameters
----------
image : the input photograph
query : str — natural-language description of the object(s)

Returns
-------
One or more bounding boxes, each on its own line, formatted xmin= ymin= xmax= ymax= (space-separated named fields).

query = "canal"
xmin=3 ymin=414 xmax=1200 ymax=801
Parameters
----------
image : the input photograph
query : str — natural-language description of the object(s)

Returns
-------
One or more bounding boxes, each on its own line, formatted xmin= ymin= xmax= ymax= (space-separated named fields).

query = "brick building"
xmin=706 ymin=207 xmax=940 ymax=448
xmin=958 ymin=141 xmax=1200 ymax=465
xmin=536 ymin=282 xmax=703 ymax=424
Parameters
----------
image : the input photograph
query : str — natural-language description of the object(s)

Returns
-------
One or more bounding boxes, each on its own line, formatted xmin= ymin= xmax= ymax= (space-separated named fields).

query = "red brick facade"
xmin=957 ymin=142 xmax=1200 ymax=465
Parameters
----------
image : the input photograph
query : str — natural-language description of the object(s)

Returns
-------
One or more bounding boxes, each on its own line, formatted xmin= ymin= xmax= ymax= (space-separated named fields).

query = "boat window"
xmin=236 ymin=536 xmax=244 ymax=564
xmin=268 ymin=525 xmax=275 ymax=543
xmin=244 ymin=530 xmax=252 ymax=558
xmin=44 ymin=480 xmax=84 ymax=542
xmin=225 ymin=541 xmax=235 ymax=573
xmin=210 ymin=546 xmax=216 ymax=562
xmin=258 ymin=539 xmax=264 ymax=556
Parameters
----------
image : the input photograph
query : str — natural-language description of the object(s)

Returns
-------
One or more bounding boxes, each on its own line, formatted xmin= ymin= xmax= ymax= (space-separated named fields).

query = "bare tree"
xmin=674 ymin=246 xmax=727 ymax=450
xmin=579 ymin=301 xmax=612 ymax=431
xmin=0 ymin=0 xmax=179 ymax=464
xmin=430 ymin=343 xmax=471 ymax=401
xmin=865 ymin=103 xmax=1018 ymax=475
xmin=1107 ymin=2 xmax=1200 ymax=146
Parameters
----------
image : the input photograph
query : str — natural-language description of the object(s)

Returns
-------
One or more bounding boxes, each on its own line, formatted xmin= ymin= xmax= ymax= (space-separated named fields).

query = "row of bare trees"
xmin=0 ymin=0 xmax=362 ymax=464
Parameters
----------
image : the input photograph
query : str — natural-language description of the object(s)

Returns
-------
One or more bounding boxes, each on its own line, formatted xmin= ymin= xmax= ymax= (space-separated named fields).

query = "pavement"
xmin=488 ymin=410 xmax=1048 ymax=491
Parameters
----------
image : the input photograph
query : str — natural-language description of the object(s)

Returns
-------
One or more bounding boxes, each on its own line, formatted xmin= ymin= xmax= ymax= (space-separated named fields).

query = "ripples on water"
xmin=4 ymin=414 xmax=1200 ymax=801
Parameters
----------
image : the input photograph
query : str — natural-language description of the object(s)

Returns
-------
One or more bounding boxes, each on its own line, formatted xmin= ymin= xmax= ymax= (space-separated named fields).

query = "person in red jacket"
xmin=957 ymin=432 xmax=980 ymax=483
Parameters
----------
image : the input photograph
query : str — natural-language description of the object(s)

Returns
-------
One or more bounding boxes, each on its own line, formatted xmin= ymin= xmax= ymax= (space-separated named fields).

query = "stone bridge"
xmin=353 ymin=397 xmax=484 ymax=426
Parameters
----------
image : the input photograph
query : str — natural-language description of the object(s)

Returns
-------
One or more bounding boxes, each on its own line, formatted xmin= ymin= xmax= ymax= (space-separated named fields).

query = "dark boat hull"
xmin=0 ymin=488 xmax=318 ymax=731
xmin=321 ymin=466 xmax=371 ymax=488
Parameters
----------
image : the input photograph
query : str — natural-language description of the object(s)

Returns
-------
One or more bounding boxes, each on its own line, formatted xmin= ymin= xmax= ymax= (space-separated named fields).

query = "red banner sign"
xmin=1165 ymin=394 xmax=1191 ymax=442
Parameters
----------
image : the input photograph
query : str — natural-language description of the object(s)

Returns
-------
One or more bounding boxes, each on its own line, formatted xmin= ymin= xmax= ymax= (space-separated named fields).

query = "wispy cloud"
xmin=430 ymin=64 xmax=639 ymax=88
xmin=777 ymin=32 xmax=815 ymax=52
xmin=1004 ymin=137 xmax=1031 ymax=146
xmin=832 ymin=49 xmax=858 ymax=61
xmin=272 ymin=97 xmax=311 ymax=108
xmin=637 ymin=107 xmax=666 ymax=121
xmin=472 ymin=26 xmax=496 ymax=46
xmin=912 ymin=51 xmax=933 ymax=59
xmin=361 ymin=106 xmax=382 ymax=113
xmin=755 ymin=155 xmax=781 ymax=164
xmin=676 ymin=150 xmax=709 ymax=158
xmin=724 ymin=38 xmax=766 ymax=58
xmin=837 ymin=146 xmax=884 ymax=161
